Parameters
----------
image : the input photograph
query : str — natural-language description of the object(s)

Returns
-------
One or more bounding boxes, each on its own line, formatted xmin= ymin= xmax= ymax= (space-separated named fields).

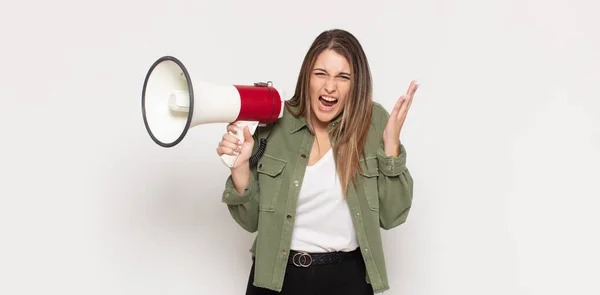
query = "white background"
xmin=1 ymin=0 xmax=599 ymax=294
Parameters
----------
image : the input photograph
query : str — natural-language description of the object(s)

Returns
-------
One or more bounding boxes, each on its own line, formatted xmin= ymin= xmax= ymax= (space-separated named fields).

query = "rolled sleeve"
xmin=377 ymin=144 xmax=408 ymax=177
xmin=221 ymin=173 xmax=259 ymax=205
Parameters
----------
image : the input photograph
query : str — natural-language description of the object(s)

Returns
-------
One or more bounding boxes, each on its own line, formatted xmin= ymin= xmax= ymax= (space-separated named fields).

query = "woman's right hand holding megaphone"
xmin=216 ymin=122 xmax=255 ymax=194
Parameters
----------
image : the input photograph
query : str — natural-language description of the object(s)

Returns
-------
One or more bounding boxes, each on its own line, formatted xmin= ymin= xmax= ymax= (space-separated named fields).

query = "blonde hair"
xmin=286 ymin=29 xmax=373 ymax=196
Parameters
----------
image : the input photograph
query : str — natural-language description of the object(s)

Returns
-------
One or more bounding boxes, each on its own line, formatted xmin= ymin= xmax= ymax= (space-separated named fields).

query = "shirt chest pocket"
xmin=359 ymin=158 xmax=379 ymax=212
xmin=257 ymin=154 xmax=287 ymax=212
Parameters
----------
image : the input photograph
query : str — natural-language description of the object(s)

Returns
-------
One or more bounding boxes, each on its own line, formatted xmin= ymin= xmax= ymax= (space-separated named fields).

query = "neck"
xmin=306 ymin=113 xmax=330 ymax=135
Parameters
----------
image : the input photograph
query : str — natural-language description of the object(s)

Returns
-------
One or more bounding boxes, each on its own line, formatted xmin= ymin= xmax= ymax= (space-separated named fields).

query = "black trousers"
xmin=245 ymin=252 xmax=374 ymax=295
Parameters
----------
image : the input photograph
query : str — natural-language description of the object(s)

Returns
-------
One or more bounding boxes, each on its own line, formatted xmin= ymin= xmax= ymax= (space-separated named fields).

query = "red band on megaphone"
xmin=234 ymin=85 xmax=282 ymax=124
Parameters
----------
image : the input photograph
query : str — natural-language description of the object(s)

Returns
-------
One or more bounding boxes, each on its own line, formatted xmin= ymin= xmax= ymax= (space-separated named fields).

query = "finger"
xmin=220 ymin=139 xmax=241 ymax=153
xmin=406 ymin=80 xmax=418 ymax=96
xmin=217 ymin=145 xmax=236 ymax=156
xmin=223 ymin=133 xmax=242 ymax=145
xmin=243 ymin=126 xmax=254 ymax=144
xmin=406 ymin=91 xmax=415 ymax=111
xmin=395 ymin=81 xmax=418 ymax=121
xmin=395 ymin=95 xmax=409 ymax=120
xmin=412 ymin=80 xmax=419 ymax=95
xmin=398 ymin=82 xmax=418 ymax=116
xmin=217 ymin=146 xmax=238 ymax=156
xmin=391 ymin=95 xmax=406 ymax=117
xmin=397 ymin=98 xmax=411 ymax=121
xmin=227 ymin=123 xmax=240 ymax=134
xmin=403 ymin=90 xmax=415 ymax=113
xmin=406 ymin=81 xmax=418 ymax=110
xmin=403 ymin=81 xmax=417 ymax=106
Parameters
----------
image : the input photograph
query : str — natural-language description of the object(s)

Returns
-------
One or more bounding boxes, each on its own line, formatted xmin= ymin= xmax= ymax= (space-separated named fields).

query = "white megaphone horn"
xmin=141 ymin=56 xmax=285 ymax=168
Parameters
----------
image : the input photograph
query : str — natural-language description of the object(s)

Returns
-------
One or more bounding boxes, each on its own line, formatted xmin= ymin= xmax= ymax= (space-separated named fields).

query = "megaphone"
xmin=141 ymin=56 xmax=284 ymax=168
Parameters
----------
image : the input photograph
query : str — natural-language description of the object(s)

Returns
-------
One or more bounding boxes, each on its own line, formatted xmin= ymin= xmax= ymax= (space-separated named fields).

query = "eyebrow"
xmin=313 ymin=68 xmax=351 ymax=76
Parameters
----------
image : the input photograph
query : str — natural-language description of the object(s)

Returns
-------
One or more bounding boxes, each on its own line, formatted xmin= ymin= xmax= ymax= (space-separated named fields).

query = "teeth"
xmin=319 ymin=99 xmax=335 ymax=110
xmin=321 ymin=96 xmax=337 ymax=102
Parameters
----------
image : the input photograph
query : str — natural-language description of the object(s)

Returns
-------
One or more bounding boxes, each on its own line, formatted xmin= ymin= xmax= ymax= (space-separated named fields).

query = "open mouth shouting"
xmin=318 ymin=95 xmax=338 ymax=111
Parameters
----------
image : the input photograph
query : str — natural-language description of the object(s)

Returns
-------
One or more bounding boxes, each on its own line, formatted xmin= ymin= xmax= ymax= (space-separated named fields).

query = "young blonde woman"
xmin=217 ymin=29 xmax=418 ymax=295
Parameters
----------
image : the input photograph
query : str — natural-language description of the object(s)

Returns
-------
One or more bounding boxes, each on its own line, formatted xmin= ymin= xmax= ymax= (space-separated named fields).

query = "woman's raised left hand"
xmin=382 ymin=80 xmax=419 ymax=157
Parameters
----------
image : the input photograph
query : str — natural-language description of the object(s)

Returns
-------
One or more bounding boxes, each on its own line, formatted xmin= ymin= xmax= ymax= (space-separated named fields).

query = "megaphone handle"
xmin=220 ymin=121 xmax=259 ymax=168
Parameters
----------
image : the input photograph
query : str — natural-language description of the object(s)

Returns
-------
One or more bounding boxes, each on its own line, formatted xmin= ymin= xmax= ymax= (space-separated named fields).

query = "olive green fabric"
xmin=221 ymin=102 xmax=413 ymax=293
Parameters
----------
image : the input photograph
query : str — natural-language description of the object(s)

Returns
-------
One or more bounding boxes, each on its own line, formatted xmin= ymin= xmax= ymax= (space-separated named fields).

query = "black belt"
xmin=288 ymin=248 xmax=362 ymax=267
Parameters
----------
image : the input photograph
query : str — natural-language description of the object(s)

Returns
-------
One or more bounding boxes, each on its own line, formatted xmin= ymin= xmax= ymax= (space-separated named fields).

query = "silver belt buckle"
xmin=292 ymin=252 xmax=313 ymax=267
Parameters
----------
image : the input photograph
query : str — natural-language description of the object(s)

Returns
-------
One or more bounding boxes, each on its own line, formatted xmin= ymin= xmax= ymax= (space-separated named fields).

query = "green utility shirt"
xmin=221 ymin=102 xmax=414 ymax=293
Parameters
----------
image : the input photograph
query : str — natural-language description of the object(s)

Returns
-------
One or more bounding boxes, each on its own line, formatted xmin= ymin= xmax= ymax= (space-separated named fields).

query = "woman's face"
xmin=309 ymin=49 xmax=352 ymax=127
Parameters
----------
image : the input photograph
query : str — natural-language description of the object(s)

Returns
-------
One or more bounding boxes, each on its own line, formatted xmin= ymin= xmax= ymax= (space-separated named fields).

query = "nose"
xmin=324 ymin=78 xmax=336 ymax=93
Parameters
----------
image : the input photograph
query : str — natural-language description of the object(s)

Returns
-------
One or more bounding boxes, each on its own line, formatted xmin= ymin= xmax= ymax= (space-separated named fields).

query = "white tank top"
xmin=290 ymin=148 xmax=359 ymax=253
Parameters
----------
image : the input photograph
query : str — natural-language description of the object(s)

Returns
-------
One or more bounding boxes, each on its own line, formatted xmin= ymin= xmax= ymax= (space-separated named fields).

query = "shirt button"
xmin=282 ymin=250 xmax=287 ymax=255
xmin=388 ymin=165 xmax=392 ymax=170
xmin=301 ymin=154 xmax=306 ymax=159
xmin=364 ymin=248 xmax=369 ymax=252
xmin=294 ymin=180 xmax=299 ymax=187
xmin=287 ymin=214 xmax=292 ymax=220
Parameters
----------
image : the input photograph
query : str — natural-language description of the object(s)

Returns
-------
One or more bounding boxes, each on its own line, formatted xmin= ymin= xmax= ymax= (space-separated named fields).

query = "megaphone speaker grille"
xmin=142 ymin=56 xmax=194 ymax=147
